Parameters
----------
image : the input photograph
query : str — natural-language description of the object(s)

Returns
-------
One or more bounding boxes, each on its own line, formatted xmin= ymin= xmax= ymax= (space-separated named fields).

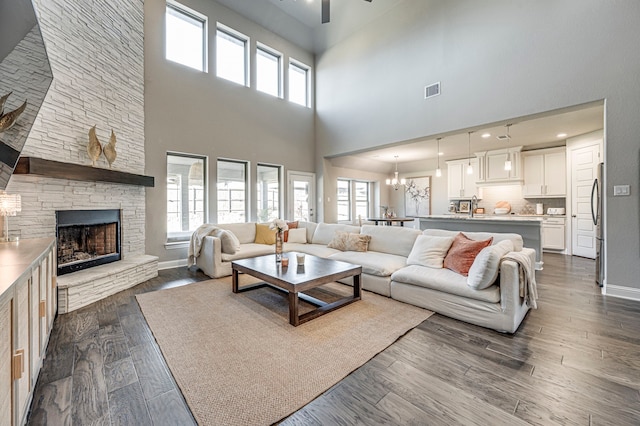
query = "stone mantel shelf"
xmin=13 ymin=156 xmax=155 ymax=187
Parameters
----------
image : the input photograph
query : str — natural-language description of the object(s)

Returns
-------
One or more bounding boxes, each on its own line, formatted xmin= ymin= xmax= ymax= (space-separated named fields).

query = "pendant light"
xmin=504 ymin=124 xmax=512 ymax=171
xmin=435 ymin=138 xmax=442 ymax=178
xmin=466 ymin=132 xmax=474 ymax=175
xmin=386 ymin=155 xmax=406 ymax=190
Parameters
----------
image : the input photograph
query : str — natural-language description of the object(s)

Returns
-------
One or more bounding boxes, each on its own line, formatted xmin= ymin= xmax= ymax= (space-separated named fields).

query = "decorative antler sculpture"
xmin=87 ymin=125 xmax=102 ymax=166
xmin=0 ymin=92 xmax=28 ymax=133
xmin=103 ymin=129 xmax=117 ymax=168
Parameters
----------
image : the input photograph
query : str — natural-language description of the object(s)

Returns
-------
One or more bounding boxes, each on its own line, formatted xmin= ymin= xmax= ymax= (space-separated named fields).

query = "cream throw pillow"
xmin=215 ymin=229 xmax=241 ymax=254
xmin=406 ymin=235 xmax=454 ymax=268
xmin=287 ymin=228 xmax=307 ymax=244
xmin=327 ymin=231 xmax=371 ymax=252
xmin=467 ymin=239 xmax=514 ymax=290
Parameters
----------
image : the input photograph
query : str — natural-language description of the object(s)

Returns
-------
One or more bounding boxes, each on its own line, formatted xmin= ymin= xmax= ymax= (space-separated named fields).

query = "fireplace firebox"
xmin=56 ymin=209 xmax=121 ymax=275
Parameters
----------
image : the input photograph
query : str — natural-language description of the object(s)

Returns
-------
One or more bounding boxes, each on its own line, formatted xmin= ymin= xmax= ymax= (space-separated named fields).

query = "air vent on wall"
xmin=424 ymin=82 xmax=440 ymax=99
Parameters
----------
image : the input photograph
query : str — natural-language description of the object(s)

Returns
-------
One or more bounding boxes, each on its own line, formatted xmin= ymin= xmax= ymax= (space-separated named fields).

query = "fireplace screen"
xmin=56 ymin=209 xmax=121 ymax=275
xmin=58 ymin=222 xmax=118 ymax=265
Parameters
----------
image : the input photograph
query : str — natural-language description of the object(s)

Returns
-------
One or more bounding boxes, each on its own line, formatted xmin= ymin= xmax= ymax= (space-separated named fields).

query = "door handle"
xmin=572 ymin=214 xmax=577 ymax=218
xmin=590 ymin=178 xmax=599 ymax=225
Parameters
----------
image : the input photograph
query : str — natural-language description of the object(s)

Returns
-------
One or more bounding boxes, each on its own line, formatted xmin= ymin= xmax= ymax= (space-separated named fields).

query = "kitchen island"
xmin=419 ymin=215 xmax=543 ymax=269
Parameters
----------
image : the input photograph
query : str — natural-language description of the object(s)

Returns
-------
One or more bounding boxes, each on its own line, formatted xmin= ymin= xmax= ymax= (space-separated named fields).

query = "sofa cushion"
xmin=423 ymin=229 xmax=523 ymax=252
xmin=327 ymin=232 xmax=371 ymax=252
xmin=215 ymin=229 xmax=241 ymax=254
xmin=329 ymin=251 xmax=407 ymax=277
xmin=284 ymin=221 xmax=298 ymax=242
xmin=311 ymin=223 xmax=360 ymax=245
xmin=467 ymin=240 xmax=514 ymax=290
xmin=254 ymin=223 xmax=276 ymax=245
xmin=298 ymin=221 xmax=318 ymax=243
xmin=361 ymin=225 xmax=422 ymax=257
xmin=218 ymin=222 xmax=256 ymax=244
xmin=287 ymin=228 xmax=307 ymax=243
xmin=406 ymin=235 xmax=454 ymax=268
xmin=391 ymin=265 xmax=500 ymax=303
xmin=284 ymin=243 xmax=341 ymax=258
xmin=221 ymin=243 xmax=275 ymax=261
xmin=443 ymin=233 xmax=493 ymax=276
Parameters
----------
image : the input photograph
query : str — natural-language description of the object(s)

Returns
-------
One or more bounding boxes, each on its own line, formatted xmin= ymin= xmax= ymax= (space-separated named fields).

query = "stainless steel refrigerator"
xmin=591 ymin=162 xmax=604 ymax=287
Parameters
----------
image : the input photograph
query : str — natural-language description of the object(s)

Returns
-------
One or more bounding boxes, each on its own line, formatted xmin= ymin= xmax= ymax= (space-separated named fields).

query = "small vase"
xmin=275 ymin=231 xmax=283 ymax=262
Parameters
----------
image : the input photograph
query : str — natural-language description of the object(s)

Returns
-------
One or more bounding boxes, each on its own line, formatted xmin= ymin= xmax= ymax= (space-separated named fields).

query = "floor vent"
xmin=424 ymin=82 xmax=440 ymax=99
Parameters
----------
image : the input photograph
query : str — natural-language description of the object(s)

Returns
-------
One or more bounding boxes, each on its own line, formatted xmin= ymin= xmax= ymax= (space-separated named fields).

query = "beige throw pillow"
xmin=327 ymin=231 xmax=371 ymax=252
xmin=467 ymin=239 xmax=514 ymax=290
xmin=215 ymin=229 xmax=241 ymax=254
xmin=406 ymin=235 xmax=455 ymax=268
xmin=287 ymin=228 xmax=307 ymax=244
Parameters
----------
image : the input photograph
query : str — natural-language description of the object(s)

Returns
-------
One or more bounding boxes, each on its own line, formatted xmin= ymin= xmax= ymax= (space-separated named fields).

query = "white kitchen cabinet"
xmin=447 ymin=158 xmax=482 ymax=199
xmin=542 ymin=217 xmax=566 ymax=251
xmin=477 ymin=147 xmax=523 ymax=183
xmin=0 ymin=238 xmax=56 ymax=426
xmin=522 ymin=147 xmax=566 ymax=197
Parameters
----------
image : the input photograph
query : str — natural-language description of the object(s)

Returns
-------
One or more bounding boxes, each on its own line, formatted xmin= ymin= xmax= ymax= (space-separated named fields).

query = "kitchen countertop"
xmin=420 ymin=214 xmax=544 ymax=222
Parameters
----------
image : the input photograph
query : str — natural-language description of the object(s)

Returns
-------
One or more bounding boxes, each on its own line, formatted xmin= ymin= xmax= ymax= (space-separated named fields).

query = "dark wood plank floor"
xmin=27 ymin=254 xmax=640 ymax=425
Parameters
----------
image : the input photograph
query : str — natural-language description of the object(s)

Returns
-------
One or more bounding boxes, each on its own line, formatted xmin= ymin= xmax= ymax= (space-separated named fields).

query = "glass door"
xmin=287 ymin=171 xmax=315 ymax=222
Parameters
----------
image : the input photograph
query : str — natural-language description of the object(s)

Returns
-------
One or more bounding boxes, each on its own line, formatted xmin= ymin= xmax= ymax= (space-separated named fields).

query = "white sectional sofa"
xmin=194 ymin=221 xmax=535 ymax=333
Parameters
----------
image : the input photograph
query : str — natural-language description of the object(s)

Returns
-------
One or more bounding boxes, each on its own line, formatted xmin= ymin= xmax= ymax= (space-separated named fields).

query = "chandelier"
xmin=386 ymin=155 xmax=406 ymax=190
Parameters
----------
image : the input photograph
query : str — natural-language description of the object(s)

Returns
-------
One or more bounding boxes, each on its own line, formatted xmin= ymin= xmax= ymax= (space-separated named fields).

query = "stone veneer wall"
xmin=6 ymin=0 xmax=146 ymax=257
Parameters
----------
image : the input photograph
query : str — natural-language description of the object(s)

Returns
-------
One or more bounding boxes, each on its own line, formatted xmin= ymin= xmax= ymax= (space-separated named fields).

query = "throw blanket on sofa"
xmin=502 ymin=252 xmax=538 ymax=309
xmin=188 ymin=224 xmax=219 ymax=267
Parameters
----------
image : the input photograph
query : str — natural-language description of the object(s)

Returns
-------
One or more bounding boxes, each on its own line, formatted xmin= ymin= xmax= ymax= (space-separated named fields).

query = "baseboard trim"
xmin=605 ymin=284 xmax=640 ymax=302
xmin=159 ymin=259 xmax=187 ymax=270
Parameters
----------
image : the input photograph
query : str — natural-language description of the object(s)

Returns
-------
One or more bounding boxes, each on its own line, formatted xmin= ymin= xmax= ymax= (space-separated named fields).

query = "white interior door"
xmin=570 ymin=143 xmax=601 ymax=258
xmin=287 ymin=171 xmax=316 ymax=222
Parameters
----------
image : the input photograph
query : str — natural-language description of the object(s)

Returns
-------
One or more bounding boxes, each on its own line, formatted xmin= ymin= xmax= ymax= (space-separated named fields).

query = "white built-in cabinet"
xmin=522 ymin=147 xmax=566 ymax=197
xmin=475 ymin=147 xmax=523 ymax=184
xmin=447 ymin=158 xmax=482 ymax=199
xmin=542 ymin=217 xmax=566 ymax=251
xmin=0 ymin=238 xmax=56 ymax=426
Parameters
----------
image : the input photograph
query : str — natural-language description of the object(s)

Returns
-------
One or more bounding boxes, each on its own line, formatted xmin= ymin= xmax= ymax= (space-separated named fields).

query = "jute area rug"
xmin=136 ymin=275 xmax=433 ymax=425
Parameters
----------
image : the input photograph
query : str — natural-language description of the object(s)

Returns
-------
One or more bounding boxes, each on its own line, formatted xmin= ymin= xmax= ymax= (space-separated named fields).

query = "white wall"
xmin=315 ymin=0 xmax=640 ymax=292
xmin=144 ymin=0 xmax=316 ymax=263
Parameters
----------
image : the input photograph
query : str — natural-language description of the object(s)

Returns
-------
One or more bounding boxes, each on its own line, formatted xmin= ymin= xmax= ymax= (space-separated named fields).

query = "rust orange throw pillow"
xmin=284 ymin=221 xmax=298 ymax=242
xmin=443 ymin=233 xmax=493 ymax=276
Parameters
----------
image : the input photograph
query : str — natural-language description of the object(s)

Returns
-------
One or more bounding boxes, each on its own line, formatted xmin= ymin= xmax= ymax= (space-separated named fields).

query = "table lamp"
xmin=0 ymin=191 xmax=21 ymax=242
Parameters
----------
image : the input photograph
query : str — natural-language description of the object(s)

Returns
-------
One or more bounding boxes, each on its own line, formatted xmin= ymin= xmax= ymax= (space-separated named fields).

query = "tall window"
xmin=289 ymin=59 xmax=310 ymax=107
xmin=167 ymin=153 xmax=207 ymax=240
xmin=216 ymin=24 xmax=249 ymax=86
xmin=165 ymin=1 xmax=207 ymax=72
xmin=354 ymin=181 xmax=370 ymax=220
xmin=257 ymin=164 xmax=281 ymax=222
xmin=337 ymin=179 xmax=351 ymax=222
xmin=337 ymin=179 xmax=371 ymax=223
xmin=217 ymin=159 xmax=248 ymax=223
xmin=256 ymin=44 xmax=282 ymax=98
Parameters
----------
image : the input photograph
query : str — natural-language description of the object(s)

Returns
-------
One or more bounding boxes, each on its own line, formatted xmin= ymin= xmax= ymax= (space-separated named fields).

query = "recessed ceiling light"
xmin=481 ymin=133 xmax=491 ymax=138
xmin=557 ymin=133 xmax=567 ymax=138
xmin=438 ymin=152 xmax=444 ymax=156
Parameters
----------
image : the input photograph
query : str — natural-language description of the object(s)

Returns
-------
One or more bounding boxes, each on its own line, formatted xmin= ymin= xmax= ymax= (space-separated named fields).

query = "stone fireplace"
xmin=56 ymin=209 xmax=121 ymax=275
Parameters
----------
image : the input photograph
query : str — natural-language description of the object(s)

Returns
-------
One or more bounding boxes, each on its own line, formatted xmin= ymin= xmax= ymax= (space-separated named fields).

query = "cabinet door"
xmin=485 ymin=152 xmax=511 ymax=182
xmin=522 ymin=154 xmax=544 ymax=197
xmin=544 ymin=150 xmax=566 ymax=196
xmin=30 ymin=268 xmax=40 ymax=391
xmin=447 ymin=162 xmax=464 ymax=198
xmin=463 ymin=158 xmax=480 ymax=197
xmin=543 ymin=224 xmax=566 ymax=250
xmin=0 ymin=293 xmax=12 ymax=426
xmin=14 ymin=277 xmax=31 ymax=424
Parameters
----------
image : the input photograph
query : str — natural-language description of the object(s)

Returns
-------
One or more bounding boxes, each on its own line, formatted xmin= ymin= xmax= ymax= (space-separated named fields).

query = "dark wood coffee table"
xmin=232 ymin=252 xmax=362 ymax=326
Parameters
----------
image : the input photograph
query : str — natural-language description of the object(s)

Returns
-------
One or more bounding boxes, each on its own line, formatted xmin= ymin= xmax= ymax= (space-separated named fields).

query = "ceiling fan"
xmin=322 ymin=0 xmax=373 ymax=24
